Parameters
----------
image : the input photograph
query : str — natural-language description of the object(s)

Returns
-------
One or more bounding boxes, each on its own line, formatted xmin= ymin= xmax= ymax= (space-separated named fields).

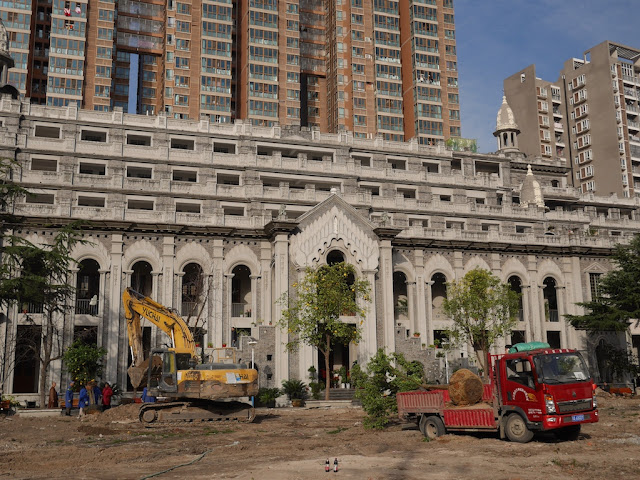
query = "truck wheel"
xmin=555 ymin=425 xmax=581 ymax=441
xmin=505 ymin=414 xmax=534 ymax=443
xmin=419 ymin=415 xmax=445 ymax=440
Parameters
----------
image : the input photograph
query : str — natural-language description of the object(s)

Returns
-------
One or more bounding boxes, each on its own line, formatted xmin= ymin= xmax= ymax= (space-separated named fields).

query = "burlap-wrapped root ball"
xmin=448 ymin=368 xmax=483 ymax=406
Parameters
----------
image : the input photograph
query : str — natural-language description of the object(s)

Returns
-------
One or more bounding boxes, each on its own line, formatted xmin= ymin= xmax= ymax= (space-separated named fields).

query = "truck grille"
xmin=557 ymin=399 xmax=592 ymax=413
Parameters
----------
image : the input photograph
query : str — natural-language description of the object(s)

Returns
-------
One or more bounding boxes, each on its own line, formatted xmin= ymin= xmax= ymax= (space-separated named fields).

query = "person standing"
xmin=78 ymin=384 xmax=89 ymax=417
xmin=91 ymin=382 xmax=102 ymax=407
xmin=102 ymin=382 xmax=113 ymax=410
xmin=48 ymin=382 xmax=59 ymax=408
xmin=64 ymin=381 xmax=75 ymax=416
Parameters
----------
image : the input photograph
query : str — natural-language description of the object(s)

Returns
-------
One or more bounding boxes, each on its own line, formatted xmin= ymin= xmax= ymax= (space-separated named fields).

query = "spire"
xmin=493 ymin=96 xmax=521 ymax=152
xmin=519 ymin=164 xmax=545 ymax=209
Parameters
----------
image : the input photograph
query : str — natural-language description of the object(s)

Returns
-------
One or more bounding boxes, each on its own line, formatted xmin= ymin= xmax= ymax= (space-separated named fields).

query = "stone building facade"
xmin=1 ymin=96 xmax=638 ymax=402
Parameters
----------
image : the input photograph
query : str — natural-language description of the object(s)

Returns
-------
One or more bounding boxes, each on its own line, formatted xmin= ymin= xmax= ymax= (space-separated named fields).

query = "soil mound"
xmin=99 ymin=404 xmax=142 ymax=422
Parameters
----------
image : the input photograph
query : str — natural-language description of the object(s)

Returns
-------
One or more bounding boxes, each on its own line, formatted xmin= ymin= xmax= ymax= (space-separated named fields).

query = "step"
xmin=304 ymin=400 xmax=359 ymax=409
xmin=328 ymin=388 xmax=356 ymax=400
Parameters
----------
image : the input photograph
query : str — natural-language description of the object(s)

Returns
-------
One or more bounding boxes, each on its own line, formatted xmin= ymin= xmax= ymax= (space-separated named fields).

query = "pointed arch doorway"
xmin=316 ymin=250 xmax=357 ymax=387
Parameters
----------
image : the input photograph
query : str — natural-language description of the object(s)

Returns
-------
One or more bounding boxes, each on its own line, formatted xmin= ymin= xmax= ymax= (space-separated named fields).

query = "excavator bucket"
xmin=128 ymin=364 xmax=149 ymax=390
xmin=128 ymin=355 xmax=163 ymax=390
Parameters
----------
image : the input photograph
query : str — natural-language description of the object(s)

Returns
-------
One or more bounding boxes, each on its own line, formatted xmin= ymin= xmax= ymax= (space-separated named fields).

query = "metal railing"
xmin=75 ymin=299 xmax=98 ymax=315
xmin=232 ymin=303 xmax=251 ymax=317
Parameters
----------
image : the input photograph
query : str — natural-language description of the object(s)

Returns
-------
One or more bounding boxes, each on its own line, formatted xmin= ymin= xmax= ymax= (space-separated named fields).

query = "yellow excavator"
xmin=123 ymin=287 xmax=258 ymax=424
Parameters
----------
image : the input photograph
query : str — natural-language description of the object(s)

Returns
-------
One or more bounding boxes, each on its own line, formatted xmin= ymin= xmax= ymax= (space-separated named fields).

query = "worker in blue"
xmin=141 ymin=386 xmax=156 ymax=403
xmin=78 ymin=384 xmax=90 ymax=417
xmin=64 ymin=381 xmax=75 ymax=416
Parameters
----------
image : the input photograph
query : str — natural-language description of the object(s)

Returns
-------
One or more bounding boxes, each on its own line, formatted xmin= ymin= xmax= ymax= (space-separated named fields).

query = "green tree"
xmin=442 ymin=268 xmax=520 ymax=378
xmin=351 ymin=349 xmax=423 ymax=429
xmin=278 ymin=262 xmax=371 ymax=400
xmin=566 ymin=235 xmax=640 ymax=332
xmin=0 ymin=222 xmax=87 ymax=408
xmin=62 ymin=340 xmax=107 ymax=388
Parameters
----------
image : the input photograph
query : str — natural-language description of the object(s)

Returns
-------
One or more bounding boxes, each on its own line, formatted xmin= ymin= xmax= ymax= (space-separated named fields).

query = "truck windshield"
xmin=534 ymin=352 xmax=590 ymax=385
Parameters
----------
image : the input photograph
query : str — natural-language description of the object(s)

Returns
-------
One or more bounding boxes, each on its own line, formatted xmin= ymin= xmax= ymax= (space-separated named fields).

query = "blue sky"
xmin=456 ymin=0 xmax=639 ymax=153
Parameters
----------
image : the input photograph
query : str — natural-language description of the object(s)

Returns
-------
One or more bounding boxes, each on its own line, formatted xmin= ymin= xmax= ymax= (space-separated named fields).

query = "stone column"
xmin=273 ymin=232 xmax=290 ymax=383
xmin=224 ymin=273 xmax=234 ymax=346
xmin=527 ymin=255 xmax=542 ymax=342
xmin=407 ymin=281 xmax=416 ymax=334
xmin=212 ymin=239 xmax=224 ymax=348
xmin=151 ymin=271 xmax=162 ymax=348
xmin=107 ymin=234 xmax=123 ymax=386
xmin=260 ymin=241 xmax=272 ymax=327
xmin=162 ymin=236 xmax=175 ymax=308
xmin=556 ymin=285 xmax=568 ymax=348
xmin=521 ymin=285 xmax=533 ymax=342
xmin=97 ymin=269 xmax=109 ymax=346
xmin=414 ymin=250 xmax=427 ymax=340
xmin=378 ymin=239 xmax=395 ymax=352
xmin=425 ymin=280 xmax=434 ymax=346
xmin=175 ymin=272 xmax=185 ymax=316
xmin=362 ymin=269 xmax=378 ymax=363
xmin=250 ymin=274 xmax=260 ymax=323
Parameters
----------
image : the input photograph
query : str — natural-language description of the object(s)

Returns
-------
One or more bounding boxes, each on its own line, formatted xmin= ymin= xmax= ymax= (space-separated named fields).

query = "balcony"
xmin=232 ymin=303 xmax=251 ymax=318
xmin=75 ymin=298 xmax=98 ymax=316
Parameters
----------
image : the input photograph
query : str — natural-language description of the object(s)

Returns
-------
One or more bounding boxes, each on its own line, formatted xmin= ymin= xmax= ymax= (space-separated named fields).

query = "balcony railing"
xmin=181 ymin=301 xmax=198 ymax=317
xmin=23 ymin=302 xmax=44 ymax=314
xmin=232 ymin=302 xmax=251 ymax=317
xmin=75 ymin=298 xmax=98 ymax=315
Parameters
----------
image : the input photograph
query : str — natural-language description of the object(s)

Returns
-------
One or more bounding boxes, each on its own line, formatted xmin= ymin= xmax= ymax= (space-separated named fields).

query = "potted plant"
xmin=207 ymin=342 xmax=213 ymax=348
xmin=413 ymin=332 xmax=420 ymax=338
xmin=281 ymin=379 xmax=307 ymax=407
xmin=338 ymin=366 xmax=348 ymax=388
xmin=257 ymin=387 xmax=281 ymax=408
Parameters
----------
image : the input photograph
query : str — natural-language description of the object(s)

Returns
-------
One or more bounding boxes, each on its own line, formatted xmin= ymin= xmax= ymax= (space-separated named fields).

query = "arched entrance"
xmin=317 ymin=250 xmax=357 ymax=387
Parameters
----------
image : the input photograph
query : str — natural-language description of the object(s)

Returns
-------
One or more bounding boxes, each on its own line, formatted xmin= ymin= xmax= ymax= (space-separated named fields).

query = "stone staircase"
xmin=304 ymin=388 xmax=360 ymax=409
xmin=328 ymin=388 xmax=356 ymax=401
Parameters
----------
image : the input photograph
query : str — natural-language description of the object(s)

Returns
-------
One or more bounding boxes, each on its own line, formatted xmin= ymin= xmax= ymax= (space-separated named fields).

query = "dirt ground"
xmin=1 ymin=393 xmax=639 ymax=480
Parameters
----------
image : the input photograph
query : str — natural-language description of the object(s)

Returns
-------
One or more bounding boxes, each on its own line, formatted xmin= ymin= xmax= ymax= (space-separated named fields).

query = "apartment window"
xmin=26 ymin=193 xmax=54 ymax=205
xmin=81 ymin=130 xmax=107 ymax=142
xmin=127 ymin=166 xmax=152 ymax=179
xmin=78 ymin=196 xmax=105 ymax=207
xmin=79 ymin=162 xmax=106 ymax=175
xmin=127 ymin=199 xmax=154 ymax=210
xmin=31 ymin=158 xmax=57 ymax=172
xmin=127 ymin=134 xmax=152 ymax=146
xmin=176 ymin=21 xmax=190 ymax=32
xmin=176 ymin=202 xmax=201 ymax=213
xmin=217 ymin=173 xmax=240 ymax=185
xmin=172 ymin=169 xmax=197 ymax=182
xmin=170 ymin=138 xmax=195 ymax=150
xmin=34 ymin=125 xmax=61 ymax=139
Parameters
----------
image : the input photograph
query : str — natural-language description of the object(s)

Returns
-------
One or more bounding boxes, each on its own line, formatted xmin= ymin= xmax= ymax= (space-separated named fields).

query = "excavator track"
xmin=139 ymin=401 xmax=256 ymax=424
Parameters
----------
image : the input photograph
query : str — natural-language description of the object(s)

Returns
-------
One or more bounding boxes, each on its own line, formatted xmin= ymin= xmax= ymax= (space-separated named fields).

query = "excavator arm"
xmin=123 ymin=287 xmax=197 ymax=388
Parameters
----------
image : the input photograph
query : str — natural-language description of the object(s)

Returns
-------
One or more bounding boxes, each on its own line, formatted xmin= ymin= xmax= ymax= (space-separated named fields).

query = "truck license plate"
xmin=571 ymin=414 xmax=584 ymax=422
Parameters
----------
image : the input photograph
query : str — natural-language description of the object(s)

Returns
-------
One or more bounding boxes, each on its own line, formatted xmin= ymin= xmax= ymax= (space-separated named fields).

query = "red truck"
xmin=397 ymin=345 xmax=598 ymax=443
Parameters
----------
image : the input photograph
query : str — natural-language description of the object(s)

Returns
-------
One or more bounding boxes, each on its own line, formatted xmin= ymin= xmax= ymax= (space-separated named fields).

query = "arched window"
xmin=393 ymin=271 xmax=408 ymax=323
xmin=131 ymin=261 xmax=153 ymax=297
xmin=76 ymin=259 xmax=100 ymax=315
xmin=182 ymin=263 xmax=204 ymax=317
xmin=327 ymin=250 xmax=345 ymax=266
xmin=542 ymin=277 xmax=558 ymax=322
xmin=231 ymin=265 xmax=252 ymax=318
xmin=508 ymin=275 xmax=523 ymax=321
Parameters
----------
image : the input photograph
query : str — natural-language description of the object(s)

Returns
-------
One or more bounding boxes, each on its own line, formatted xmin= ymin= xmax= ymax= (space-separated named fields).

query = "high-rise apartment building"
xmin=1 ymin=0 xmax=461 ymax=144
xmin=504 ymin=41 xmax=640 ymax=198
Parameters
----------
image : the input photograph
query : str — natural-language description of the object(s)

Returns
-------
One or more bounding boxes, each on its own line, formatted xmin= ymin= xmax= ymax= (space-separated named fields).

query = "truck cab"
xmin=496 ymin=348 xmax=598 ymax=441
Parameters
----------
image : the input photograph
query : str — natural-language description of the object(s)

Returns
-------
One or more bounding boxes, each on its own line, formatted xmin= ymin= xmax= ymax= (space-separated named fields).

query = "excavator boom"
xmin=123 ymin=287 xmax=196 ymax=388
xmin=122 ymin=287 xmax=259 ymax=423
